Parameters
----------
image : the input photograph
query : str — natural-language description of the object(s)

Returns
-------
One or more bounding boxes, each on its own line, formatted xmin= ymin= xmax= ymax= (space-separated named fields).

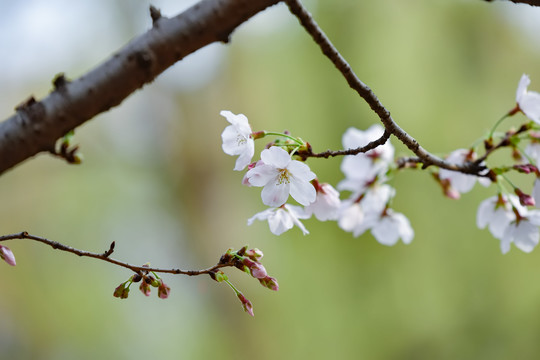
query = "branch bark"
xmin=485 ymin=0 xmax=540 ymax=6
xmin=0 ymin=0 xmax=279 ymax=175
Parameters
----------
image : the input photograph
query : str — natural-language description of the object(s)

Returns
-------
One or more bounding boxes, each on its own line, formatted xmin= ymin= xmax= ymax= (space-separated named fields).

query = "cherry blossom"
xmin=370 ymin=209 xmax=414 ymax=246
xmin=514 ymin=74 xmax=540 ymax=124
xmin=220 ymin=110 xmax=255 ymax=171
xmin=337 ymin=184 xmax=394 ymax=238
xmin=477 ymin=194 xmax=515 ymax=240
xmin=338 ymin=125 xmax=394 ymax=193
xmin=438 ymin=149 xmax=489 ymax=194
xmin=247 ymin=204 xmax=310 ymax=235
xmin=246 ymin=146 xmax=316 ymax=207
xmin=304 ymin=181 xmax=341 ymax=221
xmin=500 ymin=210 xmax=540 ymax=254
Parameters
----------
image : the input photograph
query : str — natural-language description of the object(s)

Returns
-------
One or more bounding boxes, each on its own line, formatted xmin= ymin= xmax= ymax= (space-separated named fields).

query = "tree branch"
xmin=284 ymin=0 xmax=487 ymax=175
xmin=485 ymin=0 xmax=540 ymax=6
xmin=0 ymin=0 xmax=280 ymax=175
xmin=0 ymin=231 xmax=231 ymax=275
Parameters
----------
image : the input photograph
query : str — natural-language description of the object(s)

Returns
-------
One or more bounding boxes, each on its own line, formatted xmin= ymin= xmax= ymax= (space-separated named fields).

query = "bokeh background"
xmin=1 ymin=0 xmax=540 ymax=359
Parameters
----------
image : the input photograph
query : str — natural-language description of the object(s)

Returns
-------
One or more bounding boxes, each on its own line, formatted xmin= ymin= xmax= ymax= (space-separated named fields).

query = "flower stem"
xmin=262 ymin=132 xmax=304 ymax=146
xmin=488 ymin=114 xmax=510 ymax=139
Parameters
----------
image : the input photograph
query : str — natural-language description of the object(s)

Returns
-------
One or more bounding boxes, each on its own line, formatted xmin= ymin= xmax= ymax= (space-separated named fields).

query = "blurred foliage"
xmin=1 ymin=0 xmax=540 ymax=359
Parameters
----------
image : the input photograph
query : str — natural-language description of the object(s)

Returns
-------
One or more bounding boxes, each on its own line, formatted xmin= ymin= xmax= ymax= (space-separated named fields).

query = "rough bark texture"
xmin=0 ymin=0 xmax=280 ymax=175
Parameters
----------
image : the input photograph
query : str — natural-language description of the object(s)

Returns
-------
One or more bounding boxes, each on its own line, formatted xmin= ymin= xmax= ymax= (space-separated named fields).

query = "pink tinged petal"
xmin=246 ymin=164 xmax=277 ymax=187
xmin=261 ymin=182 xmax=290 ymax=207
xmin=0 ymin=245 xmax=16 ymax=266
xmin=261 ymin=147 xmax=291 ymax=168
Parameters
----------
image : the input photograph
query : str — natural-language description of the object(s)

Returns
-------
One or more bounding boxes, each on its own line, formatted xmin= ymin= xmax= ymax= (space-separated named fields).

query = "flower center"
xmin=236 ymin=134 xmax=247 ymax=146
xmin=277 ymin=168 xmax=291 ymax=185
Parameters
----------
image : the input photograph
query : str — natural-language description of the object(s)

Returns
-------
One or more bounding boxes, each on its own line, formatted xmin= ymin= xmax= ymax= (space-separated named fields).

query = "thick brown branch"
xmin=285 ymin=0 xmax=486 ymax=176
xmin=0 ymin=232 xmax=230 ymax=275
xmin=485 ymin=0 xmax=540 ymax=6
xmin=0 ymin=0 xmax=280 ymax=175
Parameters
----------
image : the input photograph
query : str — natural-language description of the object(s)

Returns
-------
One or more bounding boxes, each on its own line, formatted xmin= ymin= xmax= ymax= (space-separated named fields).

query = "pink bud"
xmin=259 ymin=276 xmax=279 ymax=291
xmin=157 ymin=280 xmax=170 ymax=299
xmin=245 ymin=248 xmax=264 ymax=261
xmin=515 ymin=188 xmax=535 ymax=206
xmin=0 ymin=245 xmax=16 ymax=266
xmin=237 ymin=292 xmax=254 ymax=317
xmin=139 ymin=281 xmax=151 ymax=296
xmin=241 ymin=257 xmax=267 ymax=279
xmin=113 ymin=283 xmax=130 ymax=299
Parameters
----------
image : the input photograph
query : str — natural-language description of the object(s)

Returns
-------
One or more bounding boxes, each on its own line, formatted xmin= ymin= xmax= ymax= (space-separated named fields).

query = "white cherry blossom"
xmin=477 ymin=194 xmax=515 ymax=240
xmin=247 ymin=204 xmax=310 ymax=235
xmin=438 ymin=149 xmax=490 ymax=194
xmin=337 ymin=184 xmax=394 ymax=237
xmin=220 ymin=110 xmax=255 ymax=171
xmin=515 ymin=74 xmax=540 ymax=124
xmin=338 ymin=125 xmax=394 ymax=193
xmin=304 ymin=182 xmax=341 ymax=221
xmin=501 ymin=210 xmax=540 ymax=254
xmin=371 ymin=210 xmax=414 ymax=246
xmin=246 ymin=146 xmax=316 ymax=207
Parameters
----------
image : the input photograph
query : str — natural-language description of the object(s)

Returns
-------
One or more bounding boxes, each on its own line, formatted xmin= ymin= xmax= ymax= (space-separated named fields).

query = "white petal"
xmin=261 ymin=147 xmax=291 ymax=168
xmin=266 ymin=208 xmax=293 ymax=235
xmin=513 ymin=221 xmax=539 ymax=253
xmin=261 ymin=182 xmax=290 ymax=207
xmin=288 ymin=160 xmax=316 ymax=182
xmin=520 ymin=92 xmax=540 ymax=124
xmin=371 ymin=217 xmax=399 ymax=246
xmin=246 ymin=164 xmax=276 ymax=187
xmin=289 ymin=179 xmax=316 ymax=206
xmin=516 ymin=74 xmax=530 ymax=103
xmin=477 ymin=197 xmax=496 ymax=230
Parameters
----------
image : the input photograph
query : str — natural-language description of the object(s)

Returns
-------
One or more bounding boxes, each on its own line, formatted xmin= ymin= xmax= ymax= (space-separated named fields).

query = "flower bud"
xmin=209 ymin=270 xmax=228 ymax=282
xmin=237 ymin=292 xmax=254 ymax=317
xmin=113 ymin=283 xmax=130 ymax=299
xmin=258 ymin=276 xmax=279 ymax=291
xmin=515 ymin=188 xmax=535 ymax=206
xmin=157 ymin=280 xmax=171 ymax=299
xmin=245 ymin=248 xmax=263 ymax=261
xmin=0 ymin=245 xmax=16 ymax=266
xmin=139 ymin=281 xmax=151 ymax=296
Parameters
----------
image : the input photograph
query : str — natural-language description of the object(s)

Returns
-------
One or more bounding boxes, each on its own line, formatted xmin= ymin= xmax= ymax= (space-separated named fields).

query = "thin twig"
xmin=0 ymin=232 xmax=230 ymax=276
xmin=284 ymin=0 xmax=486 ymax=175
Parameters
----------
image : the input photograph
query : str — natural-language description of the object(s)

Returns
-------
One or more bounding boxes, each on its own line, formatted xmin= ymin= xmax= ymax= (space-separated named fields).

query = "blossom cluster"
xmin=431 ymin=74 xmax=540 ymax=254
xmin=221 ymin=74 xmax=540 ymax=255
xmin=221 ymin=111 xmax=413 ymax=246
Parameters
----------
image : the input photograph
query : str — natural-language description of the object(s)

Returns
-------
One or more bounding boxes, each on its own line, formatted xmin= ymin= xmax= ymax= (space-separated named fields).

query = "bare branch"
xmin=0 ymin=232 xmax=231 ymax=276
xmin=284 ymin=0 xmax=487 ymax=175
xmin=0 ymin=0 xmax=280 ymax=175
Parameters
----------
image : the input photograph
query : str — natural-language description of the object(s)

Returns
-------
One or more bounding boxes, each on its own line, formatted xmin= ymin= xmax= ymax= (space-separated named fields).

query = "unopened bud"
xmin=245 ymin=248 xmax=263 ymax=261
xmin=140 ymin=281 xmax=151 ymax=296
xmin=157 ymin=280 xmax=171 ymax=299
xmin=209 ymin=270 xmax=228 ymax=282
xmin=237 ymin=292 xmax=254 ymax=317
xmin=0 ymin=245 xmax=16 ymax=266
xmin=258 ymin=276 xmax=279 ymax=291
xmin=113 ymin=283 xmax=130 ymax=299
xmin=515 ymin=188 xmax=535 ymax=207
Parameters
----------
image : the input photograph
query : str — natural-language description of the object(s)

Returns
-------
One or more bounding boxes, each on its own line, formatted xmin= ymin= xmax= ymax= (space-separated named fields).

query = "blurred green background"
xmin=1 ymin=0 xmax=540 ymax=359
